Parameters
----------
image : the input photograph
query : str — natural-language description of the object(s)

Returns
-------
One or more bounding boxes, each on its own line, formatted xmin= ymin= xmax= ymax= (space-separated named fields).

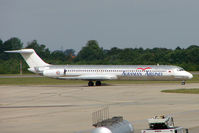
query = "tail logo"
xmin=137 ymin=67 xmax=152 ymax=71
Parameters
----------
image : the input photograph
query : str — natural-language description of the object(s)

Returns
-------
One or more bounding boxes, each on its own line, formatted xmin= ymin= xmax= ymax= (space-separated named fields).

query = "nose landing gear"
xmin=181 ymin=80 xmax=185 ymax=85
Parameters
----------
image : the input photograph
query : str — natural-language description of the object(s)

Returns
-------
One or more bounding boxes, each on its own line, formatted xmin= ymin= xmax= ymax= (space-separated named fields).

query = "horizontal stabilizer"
xmin=5 ymin=49 xmax=34 ymax=53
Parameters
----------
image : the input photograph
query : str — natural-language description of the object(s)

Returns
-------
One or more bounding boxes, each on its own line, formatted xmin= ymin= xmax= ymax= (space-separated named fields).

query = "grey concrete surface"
xmin=189 ymin=126 xmax=199 ymax=133
xmin=0 ymin=83 xmax=199 ymax=133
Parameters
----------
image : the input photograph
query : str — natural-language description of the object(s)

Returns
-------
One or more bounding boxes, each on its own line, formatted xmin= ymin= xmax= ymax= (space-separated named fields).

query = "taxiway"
xmin=0 ymin=83 xmax=199 ymax=133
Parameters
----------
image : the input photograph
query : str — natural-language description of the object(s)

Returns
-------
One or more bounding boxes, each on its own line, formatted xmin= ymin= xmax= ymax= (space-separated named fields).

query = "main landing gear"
xmin=96 ymin=81 xmax=101 ymax=86
xmin=88 ymin=81 xmax=94 ymax=86
xmin=88 ymin=81 xmax=102 ymax=86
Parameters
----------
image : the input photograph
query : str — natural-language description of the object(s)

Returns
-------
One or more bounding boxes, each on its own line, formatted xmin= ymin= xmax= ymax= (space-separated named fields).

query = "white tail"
xmin=5 ymin=49 xmax=49 ymax=68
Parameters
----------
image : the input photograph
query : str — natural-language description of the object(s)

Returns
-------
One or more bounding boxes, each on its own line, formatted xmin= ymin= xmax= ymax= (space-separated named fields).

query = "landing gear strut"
xmin=88 ymin=81 xmax=94 ymax=86
xmin=96 ymin=81 xmax=101 ymax=86
xmin=181 ymin=80 xmax=185 ymax=85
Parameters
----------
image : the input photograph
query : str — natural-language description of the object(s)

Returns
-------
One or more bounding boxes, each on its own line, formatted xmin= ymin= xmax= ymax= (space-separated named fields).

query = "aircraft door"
xmin=64 ymin=69 xmax=67 ymax=75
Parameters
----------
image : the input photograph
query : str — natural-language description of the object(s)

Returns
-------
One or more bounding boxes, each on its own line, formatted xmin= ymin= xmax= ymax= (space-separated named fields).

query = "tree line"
xmin=0 ymin=37 xmax=199 ymax=74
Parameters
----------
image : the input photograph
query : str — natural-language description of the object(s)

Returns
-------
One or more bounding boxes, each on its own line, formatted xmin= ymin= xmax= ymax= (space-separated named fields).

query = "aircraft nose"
xmin=187 ymin=72 xmax=193 ymax=79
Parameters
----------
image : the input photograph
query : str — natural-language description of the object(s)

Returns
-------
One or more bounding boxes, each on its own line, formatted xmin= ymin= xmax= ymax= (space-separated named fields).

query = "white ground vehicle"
xmin=141 ymin=115 xmax=188 ymax=133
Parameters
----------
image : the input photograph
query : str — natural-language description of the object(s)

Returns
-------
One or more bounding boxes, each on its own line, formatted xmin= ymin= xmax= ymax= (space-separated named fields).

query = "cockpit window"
xmin=177 ymin=68 xmax=184 ymax=71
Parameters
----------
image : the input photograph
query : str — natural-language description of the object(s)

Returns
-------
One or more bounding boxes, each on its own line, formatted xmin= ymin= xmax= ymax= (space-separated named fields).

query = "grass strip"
xmin=161 ymin=89 xmax=199 ymax=94
xmin=0 ymin=77 xmax=86 ymax=85
xmin=0 ymin=77 xmax=195 ymax=85
xmin=0 ymin=74 xmax=198 ymax=85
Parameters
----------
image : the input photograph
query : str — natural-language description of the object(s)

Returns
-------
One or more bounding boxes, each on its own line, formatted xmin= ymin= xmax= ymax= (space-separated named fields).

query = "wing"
xmin=58 ymin=74 xmax=117 ymax=81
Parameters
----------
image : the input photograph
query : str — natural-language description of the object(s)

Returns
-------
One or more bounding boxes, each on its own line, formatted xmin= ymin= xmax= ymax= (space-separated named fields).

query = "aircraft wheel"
xmin=88 ymin=81 xmax=94 ymax=86
xmin=96 ymin=81 xmax=101 ymax=86
xmin=181 ymin=81 xmax=185 ymax=85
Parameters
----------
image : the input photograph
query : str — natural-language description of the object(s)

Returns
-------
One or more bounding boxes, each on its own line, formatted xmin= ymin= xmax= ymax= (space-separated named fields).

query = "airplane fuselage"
xmin=31 ymin=65 xmax=193 ymax=81
xmin=6 ymin=49 xmax=193 ymax=86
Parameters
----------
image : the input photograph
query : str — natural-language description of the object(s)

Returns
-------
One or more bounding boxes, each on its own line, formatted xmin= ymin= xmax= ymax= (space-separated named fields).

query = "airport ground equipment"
xmin=141 ymin=115 xmax=188 ymax=133
xmin=91 ymin=106 xmax=134 ymax=133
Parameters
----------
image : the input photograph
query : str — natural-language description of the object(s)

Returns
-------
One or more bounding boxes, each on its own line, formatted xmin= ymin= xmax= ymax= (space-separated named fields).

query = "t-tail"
xmin=5 ymin=49 xmax=50 ymax=73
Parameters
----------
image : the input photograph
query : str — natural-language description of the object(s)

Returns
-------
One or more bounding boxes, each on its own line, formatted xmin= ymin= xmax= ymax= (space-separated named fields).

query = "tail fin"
xmin=5 ymin=49 xmax=49 ymax=67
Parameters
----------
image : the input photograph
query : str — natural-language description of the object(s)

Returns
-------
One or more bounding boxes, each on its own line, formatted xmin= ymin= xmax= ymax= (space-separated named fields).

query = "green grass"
xmin=0 ymin=74 xmax=198 ymax=85
xmin=0 ymin=77 xmax=182 ymax=85
xmin=0 ymin=77 xmax=87 ymax=85
xmin=0 ymin=77 xmax=173 ymax=85
xmin=107 ymin=80 xmax=182 ymax=84
xmin=187 ymin=74 xmax=199 ymax=83
xmin=161 ymin=89 xmax=199 ymax=94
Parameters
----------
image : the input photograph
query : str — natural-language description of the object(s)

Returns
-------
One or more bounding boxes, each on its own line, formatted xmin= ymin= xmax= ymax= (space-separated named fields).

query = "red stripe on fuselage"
xmin=137 ymin=67 xmax=152 ymax=71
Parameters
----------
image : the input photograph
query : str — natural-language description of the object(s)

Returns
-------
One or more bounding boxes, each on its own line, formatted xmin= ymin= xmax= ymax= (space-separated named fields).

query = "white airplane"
xmin=6 ymin=49 xmax=193 ymax=86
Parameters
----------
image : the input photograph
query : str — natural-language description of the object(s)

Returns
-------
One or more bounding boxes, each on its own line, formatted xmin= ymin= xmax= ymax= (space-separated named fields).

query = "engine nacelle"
xmin=43 ymin=69 xmax=64 ymax=77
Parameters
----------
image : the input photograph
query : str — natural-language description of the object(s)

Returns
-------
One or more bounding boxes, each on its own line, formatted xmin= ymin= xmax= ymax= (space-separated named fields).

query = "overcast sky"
xmin=0 ymin=0 xmax=199 ymax=52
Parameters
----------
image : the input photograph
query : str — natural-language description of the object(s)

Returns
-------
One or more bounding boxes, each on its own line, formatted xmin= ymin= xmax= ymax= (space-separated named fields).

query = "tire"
xmin=96 ymin=81 xmax=101 ymax=86
xmin=88 ymin=81 xmax=94 ymax=86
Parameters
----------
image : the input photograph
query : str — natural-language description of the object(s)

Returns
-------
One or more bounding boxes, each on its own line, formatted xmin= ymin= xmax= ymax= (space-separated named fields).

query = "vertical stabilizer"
xmin=5 ymin=49 xmax=49 ymax=68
